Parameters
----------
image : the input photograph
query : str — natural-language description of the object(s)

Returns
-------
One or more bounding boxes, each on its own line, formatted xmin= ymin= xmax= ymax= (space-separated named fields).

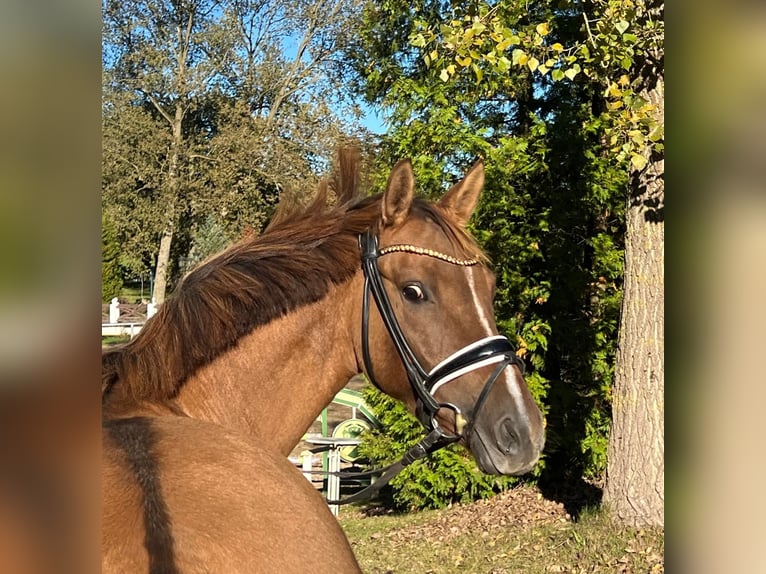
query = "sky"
xmin=359 ymin=103 xmax=387 ymax=135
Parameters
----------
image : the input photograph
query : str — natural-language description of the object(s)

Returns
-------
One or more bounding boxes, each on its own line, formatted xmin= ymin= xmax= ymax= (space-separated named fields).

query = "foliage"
xmin=410 ymin=0 xmax=664 ymax=171
xmin=102 ymin=0 xmax=367 ymax=301
xmin=101 ymin=215 xmax=123 ymax=302
xmin=358 ymin=385 xmax=517 ymax=511
xmin=179 ymin=214 xmax=234 ymax=276
xmin=348 ymin=0 xmax=629 ymax=497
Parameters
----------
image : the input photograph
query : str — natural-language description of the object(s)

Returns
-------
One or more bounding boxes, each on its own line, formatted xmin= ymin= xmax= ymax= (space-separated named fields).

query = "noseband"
xmin=324 ymin=229 xmax=525 ymax=506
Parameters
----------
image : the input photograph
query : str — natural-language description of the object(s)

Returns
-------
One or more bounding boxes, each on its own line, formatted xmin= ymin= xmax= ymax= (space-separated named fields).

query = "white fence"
xmin=101 ymin=298 xmax=157 ymax=338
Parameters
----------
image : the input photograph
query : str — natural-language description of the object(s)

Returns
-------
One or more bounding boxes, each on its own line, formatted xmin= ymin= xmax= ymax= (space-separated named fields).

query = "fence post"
xmin=147 ymin=298 xmax=158 ymax=319
xmin=301 ymin=450 xmax=313 ymax=483
xmin=327 ymin=446 xmax=341 ymax=517
xmin=109 ymin=297 xmax=120 ymax=324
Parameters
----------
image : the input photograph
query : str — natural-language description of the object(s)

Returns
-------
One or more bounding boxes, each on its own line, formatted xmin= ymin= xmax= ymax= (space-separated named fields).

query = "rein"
xmin=326 ymin=229 xmax=524 ymax=506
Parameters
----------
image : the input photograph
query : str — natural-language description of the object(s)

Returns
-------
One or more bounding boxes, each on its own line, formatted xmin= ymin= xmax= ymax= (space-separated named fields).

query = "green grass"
xmin=102 ymin=335 xmax=130 ymax=347
xmin=340 ymin=506 xmax=664 ymax=573
xmin=120 ymin=283 xmax=148 ymax=302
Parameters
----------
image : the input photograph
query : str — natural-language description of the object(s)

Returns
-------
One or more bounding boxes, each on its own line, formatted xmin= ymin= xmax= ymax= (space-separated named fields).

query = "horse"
xmin=102 ymin=150 xmax=546 ymax=573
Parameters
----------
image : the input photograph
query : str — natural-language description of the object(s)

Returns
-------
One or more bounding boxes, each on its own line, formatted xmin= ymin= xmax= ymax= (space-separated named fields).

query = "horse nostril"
xmin=497 ymin=419 xmax=519 ymax=456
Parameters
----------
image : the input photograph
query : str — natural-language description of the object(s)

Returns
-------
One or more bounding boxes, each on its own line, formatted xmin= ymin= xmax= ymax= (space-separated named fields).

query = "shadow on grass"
xmin=538 ymin=475 xmax=603 ymax=521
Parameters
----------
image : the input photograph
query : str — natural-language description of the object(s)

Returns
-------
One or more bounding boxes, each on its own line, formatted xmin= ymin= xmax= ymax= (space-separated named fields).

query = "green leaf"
xmin=551 ymin=68 xmax=565 ymax=81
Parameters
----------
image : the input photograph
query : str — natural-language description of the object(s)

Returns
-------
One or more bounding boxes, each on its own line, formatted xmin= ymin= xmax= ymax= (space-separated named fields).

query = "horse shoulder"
xmin=103 ymin=416 xmax=361 ymax=574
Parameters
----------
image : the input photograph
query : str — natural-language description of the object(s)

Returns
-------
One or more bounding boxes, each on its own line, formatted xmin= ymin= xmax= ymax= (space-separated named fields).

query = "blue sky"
xmin=358 ymin=103 xmax=387 ymax=135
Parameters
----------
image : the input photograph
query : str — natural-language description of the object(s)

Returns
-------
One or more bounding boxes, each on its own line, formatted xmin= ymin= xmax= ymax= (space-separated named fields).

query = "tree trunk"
xmin=152 ymin=227 xmax=174 ymax=305
xmin=152 ymin=102 xmax=184 ymax=305
xmin=604 ymin=73 xmax=664 ymax=528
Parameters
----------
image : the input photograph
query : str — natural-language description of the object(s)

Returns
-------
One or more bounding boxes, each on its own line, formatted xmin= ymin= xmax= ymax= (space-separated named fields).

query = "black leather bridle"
xmin=324 ymin=229 xmax=525 ymax=506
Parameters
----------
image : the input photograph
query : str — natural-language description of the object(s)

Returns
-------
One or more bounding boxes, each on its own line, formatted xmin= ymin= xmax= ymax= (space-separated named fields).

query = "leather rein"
xmin=325 ymin=229 xmax=524 ymax=506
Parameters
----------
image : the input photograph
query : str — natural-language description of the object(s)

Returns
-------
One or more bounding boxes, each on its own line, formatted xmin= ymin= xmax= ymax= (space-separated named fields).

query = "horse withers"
xmin=102 ymin=150 xmax=545 ymax=573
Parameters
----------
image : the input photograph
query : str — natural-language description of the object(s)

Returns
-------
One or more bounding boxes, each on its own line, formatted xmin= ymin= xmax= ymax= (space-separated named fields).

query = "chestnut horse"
xmin=102 ymin=151 xmax=545 ymax=573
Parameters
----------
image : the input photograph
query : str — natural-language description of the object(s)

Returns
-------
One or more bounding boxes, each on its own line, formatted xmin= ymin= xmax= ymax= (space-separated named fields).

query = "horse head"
xmin=356 ymin=159 xmax=545 ymax=475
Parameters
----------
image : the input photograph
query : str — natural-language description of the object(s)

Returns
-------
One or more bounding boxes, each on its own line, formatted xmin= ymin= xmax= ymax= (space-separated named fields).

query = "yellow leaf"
xmin=446 ymin=64 xmax=456 ymax=75
xmin=551 ymin=42 xmax=563 ymax=52
xmin=618 ymin=74 xmax=630 ymax=86
xmin=430 ymin=50 xmax=439 ymax=61
xmin=472 ymin=63 xmax=483 ymax=82
xmin=536 ymin=22 xmax=550 ymax=36
xmin=518 ymin=53 xmax=529 ymax=66
xmin=527 ymin=57 xmax=539 ymax=72
xmin=630 ymin=153 xmax=648 ymax=171
xmin=439 ymin=68 xmax=450 ymax=82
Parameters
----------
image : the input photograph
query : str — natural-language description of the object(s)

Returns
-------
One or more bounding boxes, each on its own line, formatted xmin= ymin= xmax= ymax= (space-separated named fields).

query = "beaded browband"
xmin=379 ymin=244 xmax=480 ymax=266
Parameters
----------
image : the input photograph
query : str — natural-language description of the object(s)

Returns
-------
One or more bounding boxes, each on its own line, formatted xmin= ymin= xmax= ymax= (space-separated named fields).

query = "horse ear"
xmin=438 ymin=159 xmax=484 ymax=226
xmin=381 ymin=159 xmax=414 ymax=227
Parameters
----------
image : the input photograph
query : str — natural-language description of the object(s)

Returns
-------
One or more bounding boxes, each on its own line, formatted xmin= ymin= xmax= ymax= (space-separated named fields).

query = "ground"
xmin=341 ymin=485 xmax=664 ymax=573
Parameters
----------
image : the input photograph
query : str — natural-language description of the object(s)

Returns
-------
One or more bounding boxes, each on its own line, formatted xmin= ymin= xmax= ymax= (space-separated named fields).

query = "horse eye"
xmin=402 ymin=284 xmax=425 ymax=302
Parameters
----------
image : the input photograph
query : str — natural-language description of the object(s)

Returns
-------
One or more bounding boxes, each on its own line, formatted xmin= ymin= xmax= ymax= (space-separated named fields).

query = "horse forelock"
xmin=102 ymin=152 xmax=487 ymax=406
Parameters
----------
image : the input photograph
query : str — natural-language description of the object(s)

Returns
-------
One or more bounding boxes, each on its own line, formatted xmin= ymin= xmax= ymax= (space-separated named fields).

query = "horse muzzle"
xmin=466 ymin=414 xmax=544 ymax=476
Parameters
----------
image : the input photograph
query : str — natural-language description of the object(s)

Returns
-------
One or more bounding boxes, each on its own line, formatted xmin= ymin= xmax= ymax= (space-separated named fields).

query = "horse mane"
xmin=102 ymin=149 xmax=485 ymax=404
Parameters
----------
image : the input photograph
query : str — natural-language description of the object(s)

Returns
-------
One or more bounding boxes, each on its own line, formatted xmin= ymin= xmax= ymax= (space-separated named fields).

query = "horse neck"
xmin=174 ymin=276 xmax=362 ymax=456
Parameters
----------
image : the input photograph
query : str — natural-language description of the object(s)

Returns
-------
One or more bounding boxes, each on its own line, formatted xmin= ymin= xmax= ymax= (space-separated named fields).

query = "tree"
xmin=601 ymin=2 xmax=664 ymax=529
xmin=351 ymin=0 xmax=664 ymax=526
xmin=103 ymin=0 xmax=365 ymax=302
xmin=348 ymin=0 xmax=628 ymax=507
xmin=103 ymin=0 xmax=225 ymax=303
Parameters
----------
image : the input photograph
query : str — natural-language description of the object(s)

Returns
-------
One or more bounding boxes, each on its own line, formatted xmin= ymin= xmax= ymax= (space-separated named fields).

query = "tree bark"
xmin=604 ymin=72 xmax=664 ymax=527
xmin=153 ymin=227 xmax=174 ymax=305
xmin=152 ymin=101 xmax=184 ymax=305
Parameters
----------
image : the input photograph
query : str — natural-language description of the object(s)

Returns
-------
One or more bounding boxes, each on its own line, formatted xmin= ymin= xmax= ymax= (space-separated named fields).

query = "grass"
xmin=102 ymin=335 xmax=130 ymax=347
xmin=120 ymin=283 xmax=148 ymax=302
xmin=340 ymin=505 xmax=664 ymax=573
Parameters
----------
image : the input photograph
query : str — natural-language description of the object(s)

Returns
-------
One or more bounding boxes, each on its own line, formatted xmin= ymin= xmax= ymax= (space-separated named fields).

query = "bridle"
xmin=324 ymin=229 xmax=525 ymax=505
